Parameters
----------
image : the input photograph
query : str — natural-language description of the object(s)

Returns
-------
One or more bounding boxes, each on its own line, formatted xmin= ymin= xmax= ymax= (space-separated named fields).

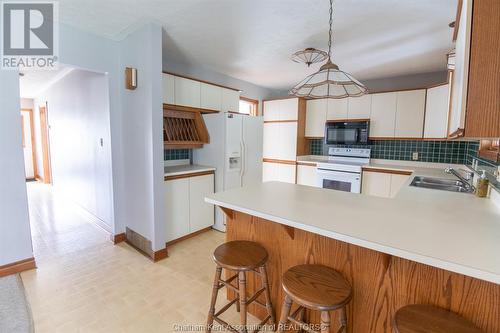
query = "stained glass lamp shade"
xmin=289 ymin=59 xmax=367 ymax=99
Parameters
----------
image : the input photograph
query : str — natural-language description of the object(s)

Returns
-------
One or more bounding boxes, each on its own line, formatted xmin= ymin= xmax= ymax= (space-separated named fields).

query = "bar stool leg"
xmin=339 ymin=306 xmax=347 ymax=332
xmin=320 ymin=311 xmax=330 ymax=333
xmin=206 ymin=266 xmax=222 ymax=333
xmin=235 ymin=275 xmax=240 ymax=313
xmin=278 ymin=295 xmax=293 ymax=333
xmin=238 ymin=271 xmax=248 ymax=333
xmin=298 ymin=307 xmax=305 ymax=333
xmin=260 ymin=265 xmax=276 ymax=327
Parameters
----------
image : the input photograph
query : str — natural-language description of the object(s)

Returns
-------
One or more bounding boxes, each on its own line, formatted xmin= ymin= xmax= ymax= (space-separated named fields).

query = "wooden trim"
xmin=164 ymin=143 xmax=203 ymax=149
xmin=326 ymin=118 xmax=369 ymax=123
xmin=304 ymin=136 xmax=324 ymax=139
xmin=166 ymin=226 xmax=212 ymax=247
xmin=362 ymin=167 xmax=413 ymax=176
xmin=453 ymin=0 xmax=463 ymax=42
xmin=162 ymin=71 xmax=241 ymax=92
xmin=220 ymin=207 xmax=235 ymax=220
xmin=282 ymin=225 xmax=295 ymax=240
xmin=21 ymin=114 xmax=25 ymax=147
xmin=240 ymin=96 xmax=259 ymax=116
xmin=263 ymin=120 xmax=298 ymax=124
xmin=296 ymin=98 xmax=308 ymax=157
xmin=110 ymin=233 xmax=126 ymax=244
xmin=153 ymin=248 xmax=169 ymax=262
xmin=297 ymin=161 xmax=317 ymax=166
xmin=39 ymin=105 xmax=52 ymax=184
xmin=369 ymin=137 xmax=424 ymax=140
xmin=262 ymin=158 xmax=297 ymax=165
xmin=21 ymin=108 xmax=38 ymax=178
xmin=163 ymin=103 xmax=219 ymax=114
xmin=125 ymin=227 xmax=169 ymax=262
xmin=446 ymin=70 xmax=455 ymax=137
xmin=422 ymin=88 xmax=428 ymax=138
xmin=165 ymin=170 xmax=214 ymax=181
xmin=0 ymin=257 xmax=36 ymax=278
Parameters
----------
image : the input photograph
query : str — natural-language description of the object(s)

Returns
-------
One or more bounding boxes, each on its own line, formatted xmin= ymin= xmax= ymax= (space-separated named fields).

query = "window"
xmin=239 ymin=97 xmax=259 ymax=116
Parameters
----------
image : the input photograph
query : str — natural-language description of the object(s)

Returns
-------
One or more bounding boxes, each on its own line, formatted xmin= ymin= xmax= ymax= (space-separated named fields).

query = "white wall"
xmin=0 ymin=71 xmax=34 ymax=265
xmin=34 ymin=69 xmax=114 ymax=229
xmin=120 ymin=24 xmax=165 ymax=250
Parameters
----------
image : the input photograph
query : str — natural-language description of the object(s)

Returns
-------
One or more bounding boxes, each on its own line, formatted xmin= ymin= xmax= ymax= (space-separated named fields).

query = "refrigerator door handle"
xmin=240 ymin=141 xmax=245 ymax=180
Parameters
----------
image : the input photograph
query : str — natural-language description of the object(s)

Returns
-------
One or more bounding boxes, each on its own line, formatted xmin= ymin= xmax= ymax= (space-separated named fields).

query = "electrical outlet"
xmin=412 ymin=152 xmax=419 ymax=160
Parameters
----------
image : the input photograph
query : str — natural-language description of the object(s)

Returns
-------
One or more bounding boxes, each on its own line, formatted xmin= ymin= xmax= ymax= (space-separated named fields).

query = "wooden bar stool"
xmin=277 ymin=264 xmax=352 ymax=333
xmin=394 ymin=304 xmax=485 ymax=333
xmin=206 ymin=240 xmax=275 ymax=333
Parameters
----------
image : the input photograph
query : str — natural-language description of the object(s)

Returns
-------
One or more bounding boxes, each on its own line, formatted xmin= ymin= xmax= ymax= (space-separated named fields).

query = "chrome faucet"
xmin=445 ymin=167 xmax=475 ymax=192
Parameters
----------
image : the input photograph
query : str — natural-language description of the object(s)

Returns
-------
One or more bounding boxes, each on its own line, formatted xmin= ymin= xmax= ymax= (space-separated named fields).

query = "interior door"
xmin=20 ymin=110 xmax=35 ymax=179
xmin=242 ymin=115 xmax=263 ymax=186
xmin=224 ymin=113 xmax=243 ymax=190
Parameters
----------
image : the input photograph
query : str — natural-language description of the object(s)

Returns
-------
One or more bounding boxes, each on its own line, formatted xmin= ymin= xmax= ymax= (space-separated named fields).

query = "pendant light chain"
xmin=328 ymin=0 xmax=333 ymax=58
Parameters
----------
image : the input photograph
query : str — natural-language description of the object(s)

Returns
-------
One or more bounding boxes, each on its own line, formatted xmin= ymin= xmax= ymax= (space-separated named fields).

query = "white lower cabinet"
xmin=362 ymin=171 xmax=410 ymax=198
xmin=362 ymin=171 xmax=392 ymax=197
xmin=390 ymin=174 xmax=410 ymax=198
xmin=165 ymin=178 xmax=190 ymax=241
xmin=165 ymin=173 xmax=214 ymax=242
xmin=262 ymin=162 xmax=296 ymax=184
xmin=296 ymin=164 xmax=318 ymax=187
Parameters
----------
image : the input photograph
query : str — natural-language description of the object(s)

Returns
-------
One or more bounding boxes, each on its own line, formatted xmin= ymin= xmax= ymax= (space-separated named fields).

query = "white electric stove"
xmin=316 ymin=147 xmax=371 ymax=193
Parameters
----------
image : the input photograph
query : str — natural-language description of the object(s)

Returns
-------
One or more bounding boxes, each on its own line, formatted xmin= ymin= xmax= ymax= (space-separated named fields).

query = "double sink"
xmin=410 ymin=176 xmax=474 ymax=193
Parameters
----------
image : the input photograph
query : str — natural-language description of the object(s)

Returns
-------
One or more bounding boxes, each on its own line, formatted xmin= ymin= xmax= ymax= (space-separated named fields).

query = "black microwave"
xmin=324 ymin=120 xmax=370 ymax=145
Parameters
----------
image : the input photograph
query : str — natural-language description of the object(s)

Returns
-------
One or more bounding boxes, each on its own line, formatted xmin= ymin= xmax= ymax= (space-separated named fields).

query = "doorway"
xmin=18 ymin=65 xmax=115 ymax=260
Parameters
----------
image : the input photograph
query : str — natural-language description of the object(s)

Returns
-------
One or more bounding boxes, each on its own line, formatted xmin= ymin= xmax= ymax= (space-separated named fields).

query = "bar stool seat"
xmin=283 ymin=264 xmax=352 ymax=311
xmin=213 ymin=240 xmax=268 ymax=271
xmin=278 ymin=264 xmax=352 ymax=333
xmin=394 ymin=304 xmax=485 ymax=333
xmin=207 ymin=240 xmax=275 ymax=333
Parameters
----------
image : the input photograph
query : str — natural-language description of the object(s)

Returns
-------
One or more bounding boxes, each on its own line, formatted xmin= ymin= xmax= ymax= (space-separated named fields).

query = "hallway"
xmin=21 ymin=183 xmax=251 ymax=332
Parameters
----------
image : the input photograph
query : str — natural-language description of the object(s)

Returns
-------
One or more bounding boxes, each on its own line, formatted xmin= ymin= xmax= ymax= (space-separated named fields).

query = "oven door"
xmin=316 ymin=169 xmax=362 ymax=193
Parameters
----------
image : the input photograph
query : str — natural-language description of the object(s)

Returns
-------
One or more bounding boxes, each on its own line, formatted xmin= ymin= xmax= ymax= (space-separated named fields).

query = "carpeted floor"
xmin=0 ymin=274 xmax=33 ymax=333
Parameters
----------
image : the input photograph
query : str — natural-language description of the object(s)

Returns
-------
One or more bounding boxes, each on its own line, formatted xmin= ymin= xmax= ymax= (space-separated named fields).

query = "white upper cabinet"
xmin=263 ymin=98 xmax=298 ymax=121
xmin=348 ymin=95 xmax=372 ymax=119
xmin=200 ymin=83 xmax=222 ymax=111
xmin=175 ymin=76 xmax=201 ymax=108
xmin=280 ymin=98 xmax=299 ymax=120
xmin=395 ymin=90 xmax=426 ymax=138
xmin=327 ymin=98 xmax=348 ymax=120
xmin=370 ymin=92 xmax=397 ymax=138
xmin=221 ymin=88 xmax=240 ymax=113
xmin=162 ymin=73 xmax=175 ymax=104
xmin=449 ymin=0 xmax=472 ymax=136
xmin=263 ymin=100 xmax=281 ymax=121
xmin=305 ymin=99 xmax=327 ymax=137
xmin=424 ymin=84 xmax=450 ymax=139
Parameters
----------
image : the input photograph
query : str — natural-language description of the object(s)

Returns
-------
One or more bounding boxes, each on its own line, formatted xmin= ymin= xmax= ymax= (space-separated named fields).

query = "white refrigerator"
xmin=193 ymin=112 xmax=263 ymax=231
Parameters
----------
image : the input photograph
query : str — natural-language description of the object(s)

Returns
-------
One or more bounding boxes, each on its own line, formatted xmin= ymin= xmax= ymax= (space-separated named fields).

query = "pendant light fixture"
xmin=291 ymin=48 xmax=328 ymax=67
xmin=290 ymin=0 xmax=367 ymax=99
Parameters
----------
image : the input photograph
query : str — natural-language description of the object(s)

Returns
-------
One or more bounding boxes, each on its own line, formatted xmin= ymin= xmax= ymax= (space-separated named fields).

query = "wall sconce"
xmin=125 ymin=67 xmax=137 ymax=90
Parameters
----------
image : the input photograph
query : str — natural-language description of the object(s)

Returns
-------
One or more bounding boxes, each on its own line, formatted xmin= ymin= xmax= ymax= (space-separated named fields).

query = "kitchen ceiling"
xmin=56 ymin=0 xmax=458 ymax=90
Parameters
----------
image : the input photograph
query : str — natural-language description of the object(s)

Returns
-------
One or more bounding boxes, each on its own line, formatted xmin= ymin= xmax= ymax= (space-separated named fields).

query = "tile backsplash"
xmin=164 ymin=149 xmax=190 ymax=161
xmin=309 ymin=139 xmax=481 ymax=165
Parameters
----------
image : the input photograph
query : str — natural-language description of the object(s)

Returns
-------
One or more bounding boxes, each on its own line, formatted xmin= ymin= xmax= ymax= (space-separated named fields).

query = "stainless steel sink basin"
xmin=409 ymin=176 xmax=473 ymax=193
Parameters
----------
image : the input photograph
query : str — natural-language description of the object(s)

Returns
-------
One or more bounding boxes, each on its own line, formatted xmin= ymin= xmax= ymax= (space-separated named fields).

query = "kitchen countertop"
xmin=206 ymin=166 xmax=500 ymax=284
xmin=164 ymin=164 xmax=215 ymax=177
